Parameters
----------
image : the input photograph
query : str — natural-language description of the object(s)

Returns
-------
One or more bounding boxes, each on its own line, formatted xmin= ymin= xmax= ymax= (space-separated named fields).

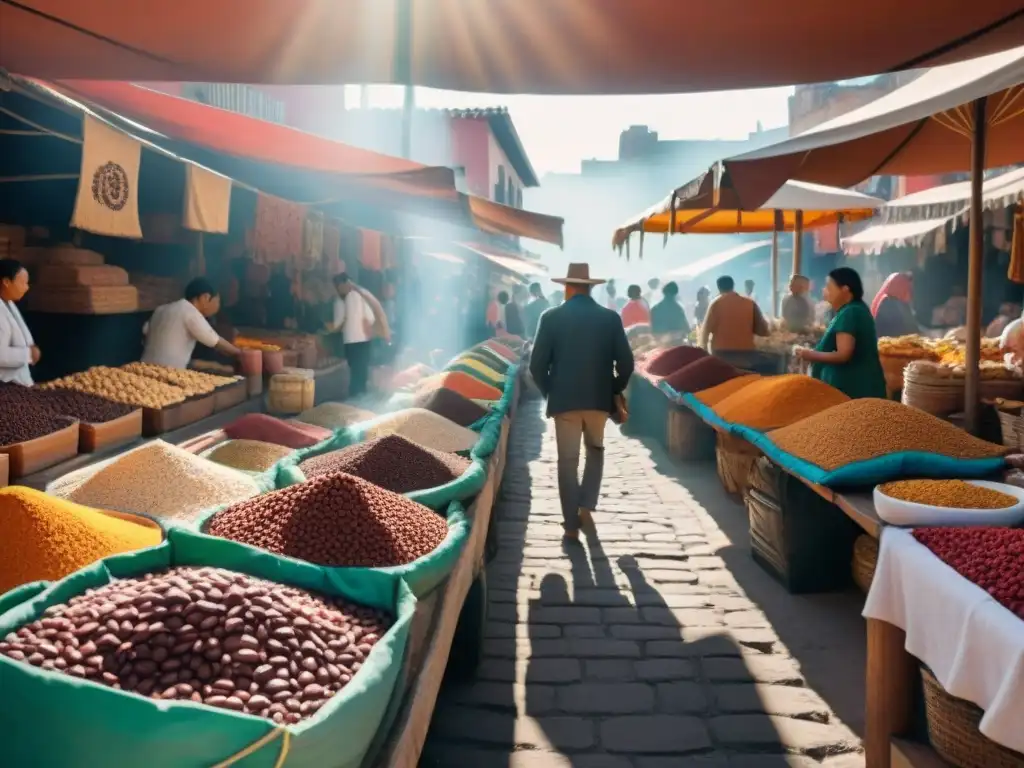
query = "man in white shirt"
xmin=329 ymin=273 xmax=375 ymax=397
xmin=142 ymin=278 xmax=240 ymax=370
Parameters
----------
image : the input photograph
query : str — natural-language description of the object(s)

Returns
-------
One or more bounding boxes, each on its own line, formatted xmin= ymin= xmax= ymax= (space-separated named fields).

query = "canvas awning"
xmin=685 ymin=46 xmax=1024 ymax=211
xmin=613 ymin=180 xmax=882 ymax=249
xmin=667 ymin=240 xmax=773 ymax=279
xmin=458 ymin=243 xmax=547 ymax=278
xmin=465 ymin=196 xmax=564 ymax=247
xmin=842 ymin=217 xmax=960 ymax=255
xmin=884 ymin=165 xmax=1024 ymax=221
xmin=2 ymin=1 xmax=1024 ymax=93
xmin=421 ymin=251 xmax=465 ymax=265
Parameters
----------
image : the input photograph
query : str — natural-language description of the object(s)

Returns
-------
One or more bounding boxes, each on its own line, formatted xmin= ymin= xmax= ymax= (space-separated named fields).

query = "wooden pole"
xmin=771 ymin=210 xmax=782 ymax=316
xmin=396 ymin=0 xmax=414 ymax=160
xmin=864 ymin=618 xmax=917 ymax=768
xmin=792 ymin=210 xmax=804 ymax=276
xmin=965 ymin=96 xmax=988 ymax=435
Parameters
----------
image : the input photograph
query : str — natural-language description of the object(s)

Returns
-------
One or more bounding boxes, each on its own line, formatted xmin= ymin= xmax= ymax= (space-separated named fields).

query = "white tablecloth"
xmin=864 ymin=527 xmax=1024 ymax=753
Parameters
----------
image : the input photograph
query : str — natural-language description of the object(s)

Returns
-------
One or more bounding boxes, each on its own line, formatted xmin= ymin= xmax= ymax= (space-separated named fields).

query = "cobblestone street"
xmin=422 ymin=399 xmax=868 ymax=767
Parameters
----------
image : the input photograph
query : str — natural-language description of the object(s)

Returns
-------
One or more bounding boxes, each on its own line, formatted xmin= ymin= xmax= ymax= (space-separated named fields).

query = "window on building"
xmin=507 ymin=177 xmax=515 ymax=209
xmin=183 ymin=83 xmax=285 ymax=124
xmin=516 ymin=187 xmax=523 ymax=209
xmin=495 ymin=166 xmax=506 ymax=203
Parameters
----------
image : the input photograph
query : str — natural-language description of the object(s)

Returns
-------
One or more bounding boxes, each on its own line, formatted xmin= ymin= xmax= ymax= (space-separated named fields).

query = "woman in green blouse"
xmin=794 ymin=267 xmax=886 ymax=400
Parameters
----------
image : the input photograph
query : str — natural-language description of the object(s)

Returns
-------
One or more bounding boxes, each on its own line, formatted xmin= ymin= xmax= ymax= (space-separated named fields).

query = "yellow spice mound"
xmin=712 ymin=374 xmax=849 ymax=429
xmin=879 ymin=479 xmax=1017 ymax=510
xmin=693 ymin=374 xmax=762 ymax=406
xmin=0 ymin=486 xmax=162 ymax=594
xmin=769 ymin=399 xmax=1010 ymax=470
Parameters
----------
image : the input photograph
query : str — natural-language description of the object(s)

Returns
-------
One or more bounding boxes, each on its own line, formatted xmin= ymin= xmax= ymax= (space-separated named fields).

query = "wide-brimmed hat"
xmin=552 ymin=263 xmax=606 ymax=286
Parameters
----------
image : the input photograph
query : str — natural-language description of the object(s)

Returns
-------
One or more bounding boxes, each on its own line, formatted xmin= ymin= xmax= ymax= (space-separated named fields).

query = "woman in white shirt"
xmin=0 ymin=259 xmax=39 ymax=385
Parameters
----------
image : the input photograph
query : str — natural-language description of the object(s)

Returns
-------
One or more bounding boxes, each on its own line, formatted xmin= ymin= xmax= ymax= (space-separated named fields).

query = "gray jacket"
xmin=529 ymin=295 xmax=634 ymax=417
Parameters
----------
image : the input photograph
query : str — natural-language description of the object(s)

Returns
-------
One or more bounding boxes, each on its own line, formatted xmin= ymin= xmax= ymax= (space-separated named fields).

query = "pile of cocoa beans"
xmin=207 ymin=472 xmax=448 ymax=568
xmin=0 ymin=566 xmax=392 ymax=724
xmin=299 ymin=434 xmax=471 ymax=494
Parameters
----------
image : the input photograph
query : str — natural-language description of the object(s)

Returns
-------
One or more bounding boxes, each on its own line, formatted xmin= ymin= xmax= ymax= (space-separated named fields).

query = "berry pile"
xmin=913 ymin=527 xmax=1024 ymax=617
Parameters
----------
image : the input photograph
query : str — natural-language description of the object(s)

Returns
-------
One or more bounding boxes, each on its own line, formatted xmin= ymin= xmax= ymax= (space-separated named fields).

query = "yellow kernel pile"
xmin=879 ymin=479 xmax=1018 ymax=510
xmin=0 ymin=486 xmax=162 ymax=594
xmin=693 ymin=374 xmax=762 ymax=406
xmin=712 ymin=374 xmax=850 ymax=430
xmin=204 ymin=439 xmax=294 ymax=473
xmin=42 ymin=367 xmax=186 ymax=409
xmin=122 ymin=362 xmax=238 ymax=396
xmin=769 ymin=399 xmax=1010 ymax=470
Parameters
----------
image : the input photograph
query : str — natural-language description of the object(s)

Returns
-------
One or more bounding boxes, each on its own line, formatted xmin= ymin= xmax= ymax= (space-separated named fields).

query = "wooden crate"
xmin=79 ymin=410 xmax=143 ymax=453
xmin=0 ymin=423 xmax=80 ymax=479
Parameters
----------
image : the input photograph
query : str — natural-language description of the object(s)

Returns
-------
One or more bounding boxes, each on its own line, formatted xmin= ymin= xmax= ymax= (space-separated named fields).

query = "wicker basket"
xmin=715 ymin=432 xmax=762 ymax=496
xmin=880 ymin=354 xmax=912 ymax=392
xmin=979 ymin=379 xmax=1024 ymax=402
xmin=921 ymin=666 xmax=1024 ymax=768
xmin=902 ymin=370 xmax=965 ymax=416
xmin=996 ymin=401 xmax=1024 ymax=450
xmin=667 ymin=406 xmax=715 ymax=460
xmin=851 ymin=534 xmax=878 ymax=593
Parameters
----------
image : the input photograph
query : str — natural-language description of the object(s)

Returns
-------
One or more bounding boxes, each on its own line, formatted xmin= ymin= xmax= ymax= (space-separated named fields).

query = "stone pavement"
xmin=421 ymin=399 xmax=865 ymax=768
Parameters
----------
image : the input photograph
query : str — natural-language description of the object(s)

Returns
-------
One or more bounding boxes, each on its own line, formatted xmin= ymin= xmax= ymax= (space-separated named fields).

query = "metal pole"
xmin=964 ymin=96 xmax=988 ymax=434
xmin=395 ymin=0 xmax=414 ymax=159
xmin=771 ymin=210 xmax=781 ymax=317
xmin=792 ymin=210 xmax=804 ymax=276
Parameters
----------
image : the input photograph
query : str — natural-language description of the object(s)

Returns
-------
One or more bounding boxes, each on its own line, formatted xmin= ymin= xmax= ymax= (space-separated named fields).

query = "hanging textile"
xmin=71 ymin=116 xmax=143 ymax=238
xmin=248 ymin=193 xmax=306 ymax=264
xmin=360 ymin=229 xmax=383 ymax=271
xmin=1008 ymin=211 xmax=1024 ymax=284
xmin=302 ymin=212 xmax=325 ymax=269
xmin=183 ymin=163 xmax=232 ymax=234
xmin=323 ymin=221 xmax=343 ymax=275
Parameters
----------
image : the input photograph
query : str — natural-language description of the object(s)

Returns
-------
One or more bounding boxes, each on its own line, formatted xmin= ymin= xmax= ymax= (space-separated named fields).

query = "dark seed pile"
xmin=412 ymin=386 xmax=488 ymax=427
xmin=32 ymin=386 xmax=135 ymax=423
xmin=0 ymin=566 xmax=392 ymax=724
xmin=207 ymin=472 xmax=449 ymax=568
xmin=0 ymin=384 xmax=74 ymax=445
xmin=299 ymin=434 xmax=472 ymax=493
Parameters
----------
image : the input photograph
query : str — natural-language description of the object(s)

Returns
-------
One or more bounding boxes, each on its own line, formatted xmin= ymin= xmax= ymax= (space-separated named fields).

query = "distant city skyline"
xmin=343 ymin=84 xmax=794 ymax=177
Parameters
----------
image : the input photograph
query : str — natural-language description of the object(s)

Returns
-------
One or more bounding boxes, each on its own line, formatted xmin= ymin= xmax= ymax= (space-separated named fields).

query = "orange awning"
xmin=0 ymin=1 xmax=1022 ymax=93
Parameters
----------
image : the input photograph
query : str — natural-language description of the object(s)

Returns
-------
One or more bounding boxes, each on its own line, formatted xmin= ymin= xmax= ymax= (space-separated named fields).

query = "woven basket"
xmin=715 ymin=432 xmax=762 ymax=496
xmin=996 ymin=401 xmax=1024 ymax=450
xmin=979 ymin=379 xmax=1024 ymax=401
xmin=851 ymin=534 xmax=878 ymax=593
xmin=880 ymin=354 xmax=912 ymax=392
xmin=23 ymin=285 xmax=139 ymax=314
xmin=667 ymin=406 xmax=715 ymax=460
xmin=922 ymin=666 xmax=1024 ymax=768
xmin=902 ymin=371 xmax=965 ymax=416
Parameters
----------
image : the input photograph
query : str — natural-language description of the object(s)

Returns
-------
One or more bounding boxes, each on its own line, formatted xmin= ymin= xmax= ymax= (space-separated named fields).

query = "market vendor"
xmin=781 ymin=274 xmax=814 ymax=332
xmin=0 ymin=258 xmax=38 ymax=386
xmin=699 ymin=275 xmax=769 ymax=354
xmin=794 ymin=267 xmax=886 ymax=399
xmin=142 ymin=278 xmax=241 ymax=370
xmin=871 ymin=272 xmax=919 ymax=337
xmin=327 ymin=273 xmax=376 ymax=398
xmin=650 ymin=281 xmax=691 ymax=335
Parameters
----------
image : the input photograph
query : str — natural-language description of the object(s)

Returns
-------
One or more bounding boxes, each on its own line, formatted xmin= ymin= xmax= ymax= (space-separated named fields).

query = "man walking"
xmin=530 ymin=263 xmax=635 ymax=543
xmin=524 ymin=282 xmax=550 ymax=339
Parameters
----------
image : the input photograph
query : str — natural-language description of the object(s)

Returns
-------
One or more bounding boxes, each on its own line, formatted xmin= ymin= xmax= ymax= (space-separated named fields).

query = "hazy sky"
xmin=344 ymin=85 xmax=794 ymax=176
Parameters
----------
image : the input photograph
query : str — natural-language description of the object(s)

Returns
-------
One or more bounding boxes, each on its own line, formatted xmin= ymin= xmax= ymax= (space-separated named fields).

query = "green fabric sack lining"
xmin=0 ymin=527 xmax=415 ymax=768
xmin=469 ymin=364 xmax=518 ymax=461
xmin=192 ymin=501 xmax=470 ymax=599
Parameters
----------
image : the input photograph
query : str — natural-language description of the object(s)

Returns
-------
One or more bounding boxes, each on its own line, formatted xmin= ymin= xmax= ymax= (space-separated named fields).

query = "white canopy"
xmin=885 ymin=166 xmax=1024 ymax=221
xmin=761 ymin=180 xmax=885 ymax=212
xmin=668 ymin=239 xmax=773 ymax=279
xmin=842 ymin=217 xmax=960 ymax=255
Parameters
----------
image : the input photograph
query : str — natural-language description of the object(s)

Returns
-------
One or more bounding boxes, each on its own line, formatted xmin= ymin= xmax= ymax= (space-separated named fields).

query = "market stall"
xmin=0 ymin=335 xmax=524 ymax=768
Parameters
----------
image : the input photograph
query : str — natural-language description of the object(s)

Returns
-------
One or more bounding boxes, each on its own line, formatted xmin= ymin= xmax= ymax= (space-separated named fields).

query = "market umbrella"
xmin=1 ymin=1 xmax=1024 ymax=92
xmin=613 ymin=180 xmax=883 ymax=314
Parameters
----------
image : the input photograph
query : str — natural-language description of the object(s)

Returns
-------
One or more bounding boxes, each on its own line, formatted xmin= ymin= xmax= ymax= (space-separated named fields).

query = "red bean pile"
xmin=207 ymin=472 xmax=449 ymax=568
xmin=644 ymin=345 xmax=709 ymax=377
xmin=299 ymin=435 xmax=472 ymax=494
xmin=914 ymin=527 xmax=1024 ymax=617
xmin=0 ymin=384 xmax=74 ymax=445
xmin=223 ymin=413 xmax=332 ymax=449
xmin=0 ymin=566 xmax=391 ymax=724
xmin=662 ymin=355 xmax=744 ymax=393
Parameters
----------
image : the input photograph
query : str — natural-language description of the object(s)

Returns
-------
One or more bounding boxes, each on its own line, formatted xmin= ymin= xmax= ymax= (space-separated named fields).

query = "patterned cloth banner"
xmin=71 ymin=116 xmax=143 ymax=238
